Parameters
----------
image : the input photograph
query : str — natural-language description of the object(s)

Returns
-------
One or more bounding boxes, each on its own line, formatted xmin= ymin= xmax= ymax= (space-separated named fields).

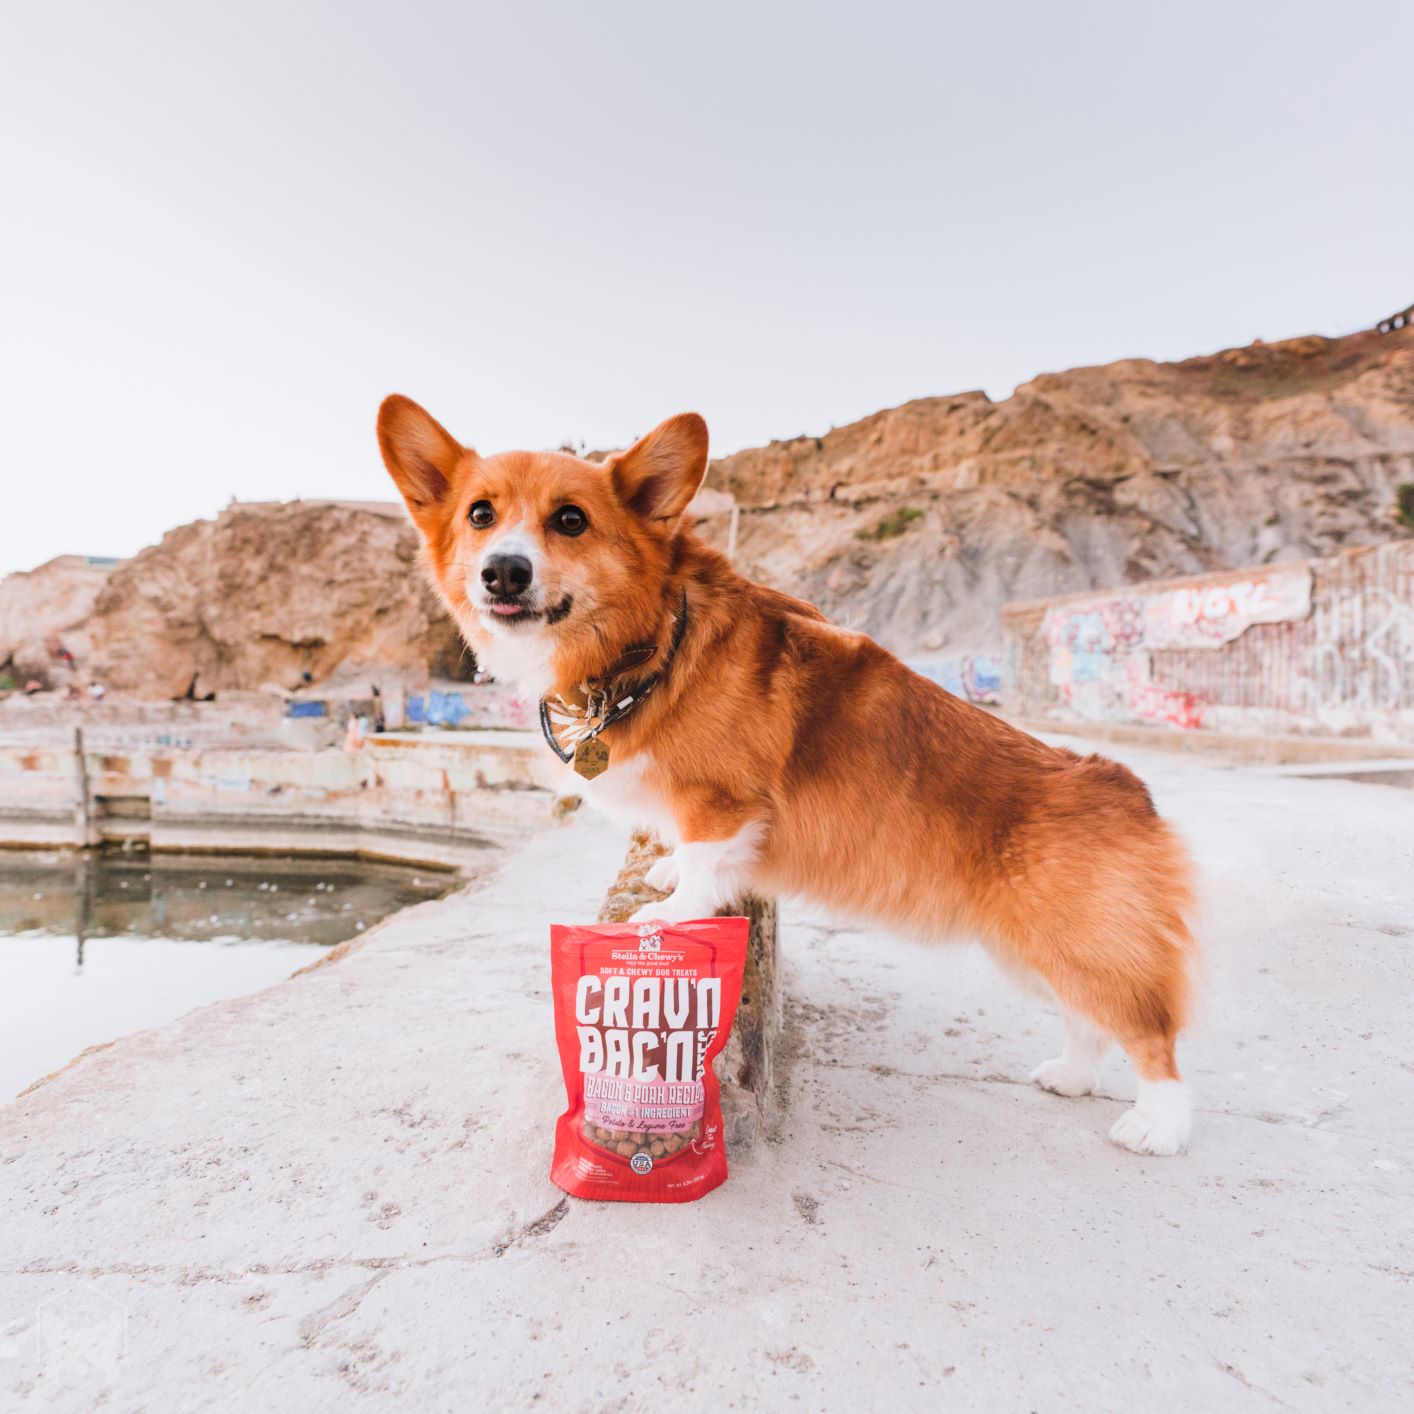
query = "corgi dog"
xmin=378 ymin=397 xmax=1199 ymax=1156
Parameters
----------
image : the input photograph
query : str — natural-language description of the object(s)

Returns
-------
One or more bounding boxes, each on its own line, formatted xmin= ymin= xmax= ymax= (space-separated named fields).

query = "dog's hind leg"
xmin=1029 ymin=1011 xmax=1110 ymax=1097
xmin=994 ymin=888 xmax=1195 ymax=1153
xmin=1031 ymin=982 xmax=1191 ymax=1154
xmin=1109 ymin=1032 xmax=1191 ymax=1157
xmin=1031 ymin=957 xmax=1191 ymax=1155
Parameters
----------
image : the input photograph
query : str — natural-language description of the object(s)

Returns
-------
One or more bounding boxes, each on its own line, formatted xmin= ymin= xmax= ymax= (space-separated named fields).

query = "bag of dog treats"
xmin=550 ymin=916 xmax=750 ymax=1203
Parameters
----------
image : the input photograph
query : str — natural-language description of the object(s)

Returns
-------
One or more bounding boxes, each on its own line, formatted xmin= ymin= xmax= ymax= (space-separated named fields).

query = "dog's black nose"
xmin=481 ymin=554 xmax=533 ymax=597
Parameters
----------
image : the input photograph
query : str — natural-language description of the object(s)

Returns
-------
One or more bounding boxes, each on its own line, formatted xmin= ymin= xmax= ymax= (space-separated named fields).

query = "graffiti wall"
xmin=908 ymin=654 xmax=1004 ymax=706
xmin=1004 ymin=543 xmax=1414 ymax=741
xmin=405 ymin=685 xmax=535 ymax=731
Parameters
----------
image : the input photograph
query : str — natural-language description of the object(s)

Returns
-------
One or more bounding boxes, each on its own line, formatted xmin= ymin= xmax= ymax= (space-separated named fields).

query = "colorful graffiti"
xmin=405 ymin=688 xmax=535 ymax=730
xmin=1006 ymin=544 xmax=1413 ymax=740
xmin=1040 ymin=566 xmax=1312 ymax=729
xmin=1044 ymin=567 xmax=1311 ymax=659
xmin=1147 ymin=571 xmax=1312 ymax=649
xmin=910 ymin=654 xmax=1005 ymax=705
xmin=1287 ymin=560 xmax=1414 ymax=719
xmin=424 ymin=691 xmax=470 ymax=726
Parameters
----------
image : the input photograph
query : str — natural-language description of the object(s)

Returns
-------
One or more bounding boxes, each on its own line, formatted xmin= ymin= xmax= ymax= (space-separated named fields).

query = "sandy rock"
xmin=0 ymin=555 xmax=117 ymax=678
xmin=86 ymin=501 xmax=468 ymax=697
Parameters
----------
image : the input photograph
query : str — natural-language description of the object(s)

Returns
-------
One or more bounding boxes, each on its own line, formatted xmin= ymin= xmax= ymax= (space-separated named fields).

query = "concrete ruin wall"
xmin=0 ymin=734 xmax=565 ymax=866
xmin=1003 ymin=540 xmax=1414 ymax=742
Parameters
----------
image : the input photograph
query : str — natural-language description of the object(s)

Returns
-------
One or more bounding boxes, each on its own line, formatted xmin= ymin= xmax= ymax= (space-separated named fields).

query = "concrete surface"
xmin=2 ymin=740 xmax=1412 ymax=1411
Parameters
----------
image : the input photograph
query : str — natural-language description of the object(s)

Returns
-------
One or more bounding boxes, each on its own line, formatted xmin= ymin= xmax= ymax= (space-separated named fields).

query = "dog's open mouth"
xmin=485 ymin=595 xmax=573 ymax=626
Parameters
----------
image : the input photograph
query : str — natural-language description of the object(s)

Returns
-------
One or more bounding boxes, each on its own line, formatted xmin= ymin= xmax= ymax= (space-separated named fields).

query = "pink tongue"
xmin=490 ymin=603 xmax=523 ymax=616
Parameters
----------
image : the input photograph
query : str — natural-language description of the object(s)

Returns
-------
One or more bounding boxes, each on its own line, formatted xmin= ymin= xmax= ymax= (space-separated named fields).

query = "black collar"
xmin=538 ymin=589 xmax=689 ymax=765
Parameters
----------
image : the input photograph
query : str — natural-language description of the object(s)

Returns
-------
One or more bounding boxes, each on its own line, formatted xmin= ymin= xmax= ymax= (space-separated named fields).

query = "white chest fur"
xmin=460 ymin=603 xmax=676 ymax=838
xmin=572 ymin=749 xmax=679 ymax=842
xmin=457 ymin=610 xmax=556 ymax=701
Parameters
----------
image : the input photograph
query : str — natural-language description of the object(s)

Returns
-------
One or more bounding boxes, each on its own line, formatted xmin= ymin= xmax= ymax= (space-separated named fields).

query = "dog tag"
xmin=573 ymin=736 xmax=609 ymax=780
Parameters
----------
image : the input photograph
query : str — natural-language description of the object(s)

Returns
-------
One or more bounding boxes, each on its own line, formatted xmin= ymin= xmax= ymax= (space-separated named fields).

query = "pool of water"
xmin=0 ymin=850 xmax=455 ymax=1098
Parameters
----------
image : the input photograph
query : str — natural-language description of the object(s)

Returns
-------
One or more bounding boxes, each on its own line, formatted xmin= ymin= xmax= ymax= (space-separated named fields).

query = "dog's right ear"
xmin=377 ymin=395 xmax=467 ymax=526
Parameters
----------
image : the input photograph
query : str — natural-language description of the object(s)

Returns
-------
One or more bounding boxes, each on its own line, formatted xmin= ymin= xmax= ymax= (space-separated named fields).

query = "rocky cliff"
xmin=0 ymin=555 xmax=119 ymax=683
xmin=32 ymin=326 xmax=1414 ymax=699
xmin=697 ymin=328 xmax=1414 ymax=654
xmin=87 ymin=502 xmax=467 ymax=697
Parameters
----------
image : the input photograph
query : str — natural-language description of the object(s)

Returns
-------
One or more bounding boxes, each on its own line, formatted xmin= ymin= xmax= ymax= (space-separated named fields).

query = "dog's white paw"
xmin=1109 ymin=1109 xmax=1182 ymax=1156
xmin=629 ymin=891 xmax=707 ymax=924
xmin=1108 ymin=1080 xmax=1191 ymax=1156
xmin=1029 ymin=1057 xmax=1097 ymax=1097
xmin=643 ymin=853 xmax=679 ymax=894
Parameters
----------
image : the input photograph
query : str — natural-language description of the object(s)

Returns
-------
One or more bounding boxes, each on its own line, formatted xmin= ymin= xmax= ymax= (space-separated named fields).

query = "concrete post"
xmin=72 ymin=726 xmax=98 ymax=848
xmin=598 ymin=831 xmax=781 ymax=1149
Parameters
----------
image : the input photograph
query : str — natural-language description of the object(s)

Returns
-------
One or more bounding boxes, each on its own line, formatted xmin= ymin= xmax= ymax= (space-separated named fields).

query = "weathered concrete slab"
xmin=1 ymin=743 xmax=1411 ymax=1410
xmin=0 ymin=732 xmax=562 ymax=864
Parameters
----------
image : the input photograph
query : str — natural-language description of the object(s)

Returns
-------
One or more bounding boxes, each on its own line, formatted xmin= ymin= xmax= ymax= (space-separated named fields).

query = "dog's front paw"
xmin=643 ymin=853 xmax=679 ymax=894
xmin=1029 ymin=1057 xmax=1096 ymax=1097
xmin=629 ymin=890 xmax=711 ymax=925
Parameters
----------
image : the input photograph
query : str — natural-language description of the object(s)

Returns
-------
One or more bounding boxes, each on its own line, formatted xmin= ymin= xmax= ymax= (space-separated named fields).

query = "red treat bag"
xmin=550 ymin=916 xmax=750 ymax=1203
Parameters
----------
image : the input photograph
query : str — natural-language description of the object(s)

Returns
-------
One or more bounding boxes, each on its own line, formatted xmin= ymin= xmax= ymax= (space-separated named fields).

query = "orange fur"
xmin=378 ymin=397 xmax=1199 ymax=1123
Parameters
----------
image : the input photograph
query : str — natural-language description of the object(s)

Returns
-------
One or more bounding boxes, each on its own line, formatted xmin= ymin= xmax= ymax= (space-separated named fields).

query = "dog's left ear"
xmin=608 ymin=413 xmax=709 ymax=524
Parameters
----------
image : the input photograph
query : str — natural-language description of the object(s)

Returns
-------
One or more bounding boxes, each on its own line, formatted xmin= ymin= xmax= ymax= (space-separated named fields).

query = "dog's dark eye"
xmin=552 ymin=505 xmax=588 ymax=537
xmin=469 ymin=500 xmax=495 ymax=529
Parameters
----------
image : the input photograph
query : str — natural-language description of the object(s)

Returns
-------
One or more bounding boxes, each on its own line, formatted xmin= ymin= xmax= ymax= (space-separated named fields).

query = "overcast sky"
xmin=2 ymin=0 xmax=1411 ymax=576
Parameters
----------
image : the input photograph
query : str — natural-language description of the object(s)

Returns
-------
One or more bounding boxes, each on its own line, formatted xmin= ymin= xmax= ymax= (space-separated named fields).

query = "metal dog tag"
xmin=573 ymin=737 xmax=610 ymax=780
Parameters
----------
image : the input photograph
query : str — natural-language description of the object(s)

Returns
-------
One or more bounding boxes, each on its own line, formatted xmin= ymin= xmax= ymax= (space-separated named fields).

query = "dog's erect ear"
xmin=377 ymin=395 xmax=467 ymax=520
xmin=608 ymin=413 xmax=709 ymax=524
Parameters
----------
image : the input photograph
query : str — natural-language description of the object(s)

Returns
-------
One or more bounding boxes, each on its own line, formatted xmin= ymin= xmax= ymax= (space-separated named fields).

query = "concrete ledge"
xmin=597 ymin=832 xmax=780 ymax=1149
xmin=1009 ymin=715 xmax=1414 ymax=765
xmin=148 ymin=819 xmax=505 ymax=871
xmin=0 ymin=732 xmax=564 ymax=865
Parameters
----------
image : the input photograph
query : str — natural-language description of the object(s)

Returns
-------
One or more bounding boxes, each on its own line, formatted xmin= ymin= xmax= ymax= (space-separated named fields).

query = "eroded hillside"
xmin=697 ymin=328 xmax=1414 ymax=653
